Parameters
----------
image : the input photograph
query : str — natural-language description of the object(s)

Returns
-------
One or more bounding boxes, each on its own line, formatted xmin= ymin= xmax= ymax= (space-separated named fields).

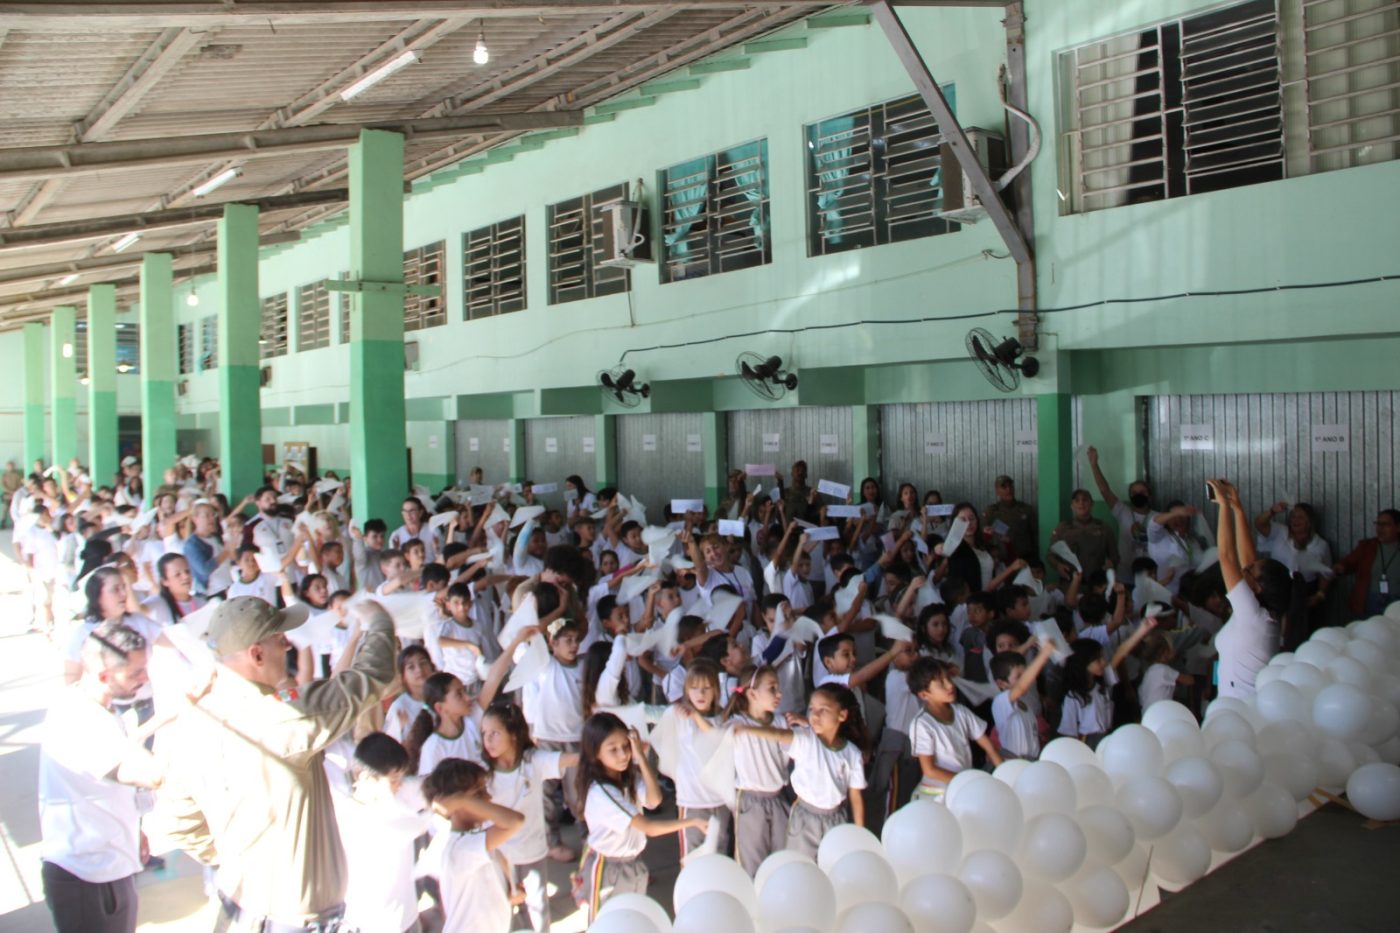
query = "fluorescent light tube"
xmin=192 ymin=167 xmax=240 ymax=198
xmin=111 ymin=232 xmax=140 ymax=253
xmin=339 ymin=50 xmax=420 ymax=101
xmin=58 ymin=273 xmax=79 ymax=286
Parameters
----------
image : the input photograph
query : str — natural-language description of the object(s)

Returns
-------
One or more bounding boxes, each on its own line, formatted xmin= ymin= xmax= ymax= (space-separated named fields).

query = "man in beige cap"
xmin=155 ymin=596 xmax=397 ymax=932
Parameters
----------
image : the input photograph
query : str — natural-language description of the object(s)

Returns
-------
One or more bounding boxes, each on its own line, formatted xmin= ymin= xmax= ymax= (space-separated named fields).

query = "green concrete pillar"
xmin=1036 ymin=392 xmax=1074 ymax=566
xmin=702 ymin=411 xmax=729 ymax=510
xmin=506 ymin=420 xmax=527 ymax=483
xmin=22 ymin=323 xmax=46 ymax=471
xmin=218 ymin=203 xmax=264 ymax=501
xmin=87 ymin=286 xmax=120 ymax=484
xmin=593 ymin=415 xmax=616 ymax=488
xmin=49 ymin=306 xmax=77 ymax=468
xmin=139 ymin=254 xmax=178 ymax=494
xmin=850 ymin=405 xmax=880 ymax=490
xmin=348 ymin=129 xmax=409 ymax=524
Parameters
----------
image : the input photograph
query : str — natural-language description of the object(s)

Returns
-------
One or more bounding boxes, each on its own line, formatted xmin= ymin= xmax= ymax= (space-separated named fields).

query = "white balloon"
xmin=1194 ymin=798 xmax=1253 ymax=853
xmin=1315 ymin=735 xmax=1358 ymax=789
xmin=1346 ymin=762 xmax=1400 ymax=820
xmin=817 ymin=824 xmax=883 ymax=873
xmin=1280 ymin=661 xmax=1330 ymax=699
xmin=1076 ymin=804 xmax=1136 ymax=867
xmin=1013 ymin=761 xmax=1077 ymax=819
xmin=829 ymin=850 xmax=900 ymax=914
xmin=992 ymin=759 xmax=1030 ymax=786
xmin=1165 ymin=756 xmax=1224 ymax=817
xmin=1116 ymin=776 xmax=1183 ymax=840
xmin=1097 ymin=725 xmax=1164 ymax=783
xmin=1255 ymin=681 xmax=1309 ymax=725
xmin=1039 ymin=737 xmax=1098 ymax=770
xmin=672 ymin=854 xmax=756 ymax=916
xmin=945 ymin=769 xmax=991 ymax=809
xmin=1151 ymin=824 xmax=1211 ymax=886
xmin=754 ymin=850 xmax=812 ymax=893
xmin=1295 ymin=640 xmax=1340 ymax=668
xmin=1066 ymin=866 xmax=1129 ymax=929
xmin=835 ymin=903 xmax=913 ymax=933
xmin=1017 ymin=813 xmax=1086 ymax=882
xmin=1361 ymin=700 xmax=1400 ymax=746
xmin=1254 ymin=665 xmax=1286 ymax=689
xmin=999 ymin=879 xmax=1072 ymax=933
xmin=1255 ymin=722 xmax=1316 ymax=759
xmin=1351 ymin=741 xmax=1382 ymax=767
xmin=958 ymin=849 xmax=1023 ymax=920
xmin=881 ymin=799 xmax=963 ymax=884
xmin=758 ymin=861 xmax=837 ymax=933
xmin=1387 ymin=601 xmax=1400 ymax=622
xmin=1246 ymin=780 xmax=1298 ymax=838
xmin=591 ymin=909 xmax=663 ymax=933
xmin=1353 ymin=618 xmax=1398 ymax=653
xmin=1380 ymin=675 xmax=1400 ymax=709
xmin=1069 ymin=764 xmax=1116 ymax=808
xmin=1202 ymin=710 xmax=1256 ymax=750
xmin=948 ymin=776 xmax=1024 ymax=853
xmin=1209 ymin=740 xmax=1265 ymax=798
xmin=598 ymin=894 xmax=673 ymax=933
xmin=1205 ymin=697 xmax=1252 ymax=720
xmin=1313 ymin=683 xmax=1373 ymax=740
xmin=1154 ymin=719 xmax=1207 ymax=762
xmin=1377 ymin=735 xmax=1400 ymax=765
xmin=900 ymin=873 xmax=976 ymax=933
xmin=1267 ymin=650 xmax=1298 ymax=667
xmin=1310 ymin=628 xmax=1351 ymax=650
xmin=1142 ymin=700 xmax=1196 ymax=733
xmin=1348 ymin=643 xmax=1389 ymax=678
xmin=675 ymin=891 xmax=755 ymax=933
xmin=1110 ymin=843 xmax=1151 ymax=893
xmin=1263 ymin=752 xmax=1320 ymax=802
xmin=1326 ymin=656 xmax=1373 ymax=689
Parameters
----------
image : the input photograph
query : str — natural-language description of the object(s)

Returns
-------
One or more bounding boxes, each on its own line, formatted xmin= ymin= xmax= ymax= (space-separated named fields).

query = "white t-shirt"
xmin=336 ymin=792 xmax=432 ymax=933
xmin=750 ymin=630 xmax=807 ymax=716
xmin=417 ymin=722 xmax=483 ymax=776
xmin=384 ymin=692 xmax=423 ymax=745
xmin=1146 ymin=521 xmax=1193 ymax=592
xmin=675 ymin=714 xmax=726 ymax=809
xmin=911 ymin=705 xmax=987 ymax=779
xmin=584 ymin=778 xmax=648 ymax=858
xmin=228 ymin=571 xmax=279 ymax=604
xmin=991 ymin=690 xmax=1040 ymax=759
xmin=38 ymin=686 xmax=143 ymax=882
xmin=787 ymin=726 xmax=866 ymax=810
xmin=731 ymin=715 xmax=789 ymax=793
xmin=521 ymin=658 xmax=583 ymax=743
xmin=885 ymin=666 xmax=921 ymax=736
xmin=1139 ymin=663 xmax=1179 ymax=710
xmin=1258 ymin=524 xmax=1333 ymax=583
xmin=23 ymin=524 xmax=60 ymax=580
xmin=433 ymin=619 xmax=483 ymax=687
xmin=782 ymin=568 xmax=814 ymax=612
xmin=488 ymin=750 xmax=563 ymax=866
xmin=430 ymin=826 xmax=509 ymax=933
xmin=1217 ymin=580 xmax=1280 ymax=700
xmin=701 ymin=564 xmax=755 ymax=604
xmin=1111 ymin=502 xmax=1155 ymax=578
xmin=1058 ymin=666 xmax=1118 ymax=737
xmin=389 ymin=525 xmax=438 ymax=563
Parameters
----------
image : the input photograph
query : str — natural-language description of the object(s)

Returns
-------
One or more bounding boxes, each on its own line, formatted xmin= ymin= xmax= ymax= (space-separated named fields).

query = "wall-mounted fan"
xmin=966 ymin=327 xmax=1040 ymax=393
xmin=599 ymin=366 xmax=650 ymax=408
xmin=737 ymin=352 xmax=798 ymax=402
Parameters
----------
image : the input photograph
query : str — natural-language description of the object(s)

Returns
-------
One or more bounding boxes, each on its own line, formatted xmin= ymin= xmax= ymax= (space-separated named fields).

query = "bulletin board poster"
xmin=284 ymin=442 xmax=310 ymax=472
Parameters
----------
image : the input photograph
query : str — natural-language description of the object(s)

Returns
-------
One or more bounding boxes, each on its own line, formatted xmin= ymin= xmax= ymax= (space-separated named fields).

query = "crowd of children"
xmin=14 ymin=452 xmax=1324 ymax=931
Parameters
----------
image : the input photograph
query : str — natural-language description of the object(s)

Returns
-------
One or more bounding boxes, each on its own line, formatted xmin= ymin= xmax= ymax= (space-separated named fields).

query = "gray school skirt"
xmin=734 ymin=788 xmax=789 ymax=876
xmin=785 ymin=798 xmax=848 ymax=860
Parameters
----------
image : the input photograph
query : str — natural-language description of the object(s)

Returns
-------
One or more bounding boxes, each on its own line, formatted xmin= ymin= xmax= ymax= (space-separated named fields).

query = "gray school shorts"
xmin=785 ymin=798 xmax=849 ymax=860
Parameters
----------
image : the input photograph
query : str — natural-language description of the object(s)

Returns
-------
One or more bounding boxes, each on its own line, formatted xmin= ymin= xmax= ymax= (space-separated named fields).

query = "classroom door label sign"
xmin=762 ymin=433 xmax=781 ymax=452
xmin=545 ymin=437 xmax=558 ymax=453
xmin=686 ymin=433 xmax=702 ymax=453
xmin=1014 ymin=430 xmax=1038 ymax=453
xmin=469 ymin=437 xmax=480 ymax=452
xmin=819 ymin=434 xmax=839 ymax=455
xmin=642 ymin=434 xmax=657 ymax=452
xmin=1311 ymin=424 xmax=1349 ymax=453
xmin=582 ymin=436 xmax=595 ymax=453
xmin=1179 ymin=424 xmax=1214 ymax=451
xmin=924 ymin=433 xmax=946 ymax=455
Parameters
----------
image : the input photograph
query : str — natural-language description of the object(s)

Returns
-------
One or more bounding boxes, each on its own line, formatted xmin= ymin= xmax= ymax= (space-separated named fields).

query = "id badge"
xmin=1382 ymin=577 xmax=1390 ymax=595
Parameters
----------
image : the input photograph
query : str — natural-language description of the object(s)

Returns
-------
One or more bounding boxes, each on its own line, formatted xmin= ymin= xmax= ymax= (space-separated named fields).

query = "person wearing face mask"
xmin=1087 ymin=447 xmax=1156 ymax=580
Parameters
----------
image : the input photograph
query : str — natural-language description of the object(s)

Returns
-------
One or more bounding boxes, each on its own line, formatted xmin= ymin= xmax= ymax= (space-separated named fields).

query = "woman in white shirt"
xmin=1254 ymin=500 xmax=1333 ymax=648
xmin=1207 ymin=480 xmax=1293 ymax=700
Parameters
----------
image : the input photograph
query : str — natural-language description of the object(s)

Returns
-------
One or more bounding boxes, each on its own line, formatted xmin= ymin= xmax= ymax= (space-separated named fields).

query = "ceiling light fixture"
xmin=111 ymin=232 xmax=141 ymax=253
xmin=192 ymin=167 xmax=241 ymax=198
xmin=186 ymin=293 xmax=200 ymax=307
xmin=339 ymin=49 xmax=420 ymax=101
xmin=473 ymin=25 xmax=490 ymax=65
xmin=58 ymin=273 xmax=79 ymax=286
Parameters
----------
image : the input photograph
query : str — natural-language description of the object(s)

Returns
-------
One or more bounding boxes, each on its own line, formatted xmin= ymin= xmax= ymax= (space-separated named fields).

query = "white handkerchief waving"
xmin=1048 ymin=540 xmax=1083 ymax=573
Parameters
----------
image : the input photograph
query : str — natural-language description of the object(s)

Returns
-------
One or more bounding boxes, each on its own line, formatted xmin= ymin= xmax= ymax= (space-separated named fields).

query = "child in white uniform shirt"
xmin=405 ymin=672 xmax=482 ymax=776
xmin=1136 ymin=624 xmax=1192 ymax=710
xmin=383 ymin=646 xmax=435 ymax=745
xmin=725 ymin=665 xmax=791 ymax=876
xmin=420 ymin=759 xmax=524 ymax=933
xmin=907 ymin=657 xmax=1003 ymax=801
xmin=577 ymin=713 xmax=707 ymax=923
xmin=868 ymin=642 xmax=922 ymax=830
xmin=669 ymin=659 xmax=731 ymax=858
xmin=989 ymin=641 xmax=1054 ymax=760
xmin=1058 ymin=620 xmax=1153 ymax=747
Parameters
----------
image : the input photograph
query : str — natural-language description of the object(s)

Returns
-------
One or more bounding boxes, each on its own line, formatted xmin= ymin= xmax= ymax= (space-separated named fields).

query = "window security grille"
xmin=464 ymin=216 xmax=526 ymax=319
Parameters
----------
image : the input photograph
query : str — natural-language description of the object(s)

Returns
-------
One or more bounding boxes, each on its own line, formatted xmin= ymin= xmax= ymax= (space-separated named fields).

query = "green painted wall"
xmin=218 ymin=203 xmax=265 ymax=501
xmin=87 ymin=285 xmax=120 ymax=483
xmin=49 ymin=306 xmax=77 ymax=467
xmin=140 ymin=254 xmax=178 ymax=492
xmin=22 ymin=323 xmax=45 ymax=470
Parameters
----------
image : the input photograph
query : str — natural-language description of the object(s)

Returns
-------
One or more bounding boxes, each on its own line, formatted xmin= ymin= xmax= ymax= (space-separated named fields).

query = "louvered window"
xmin=464 ymin=216 xmax=526 ymax=319
xmin=338 ymin=271 xmax=350 ymax=344
xmin=547 ymin=183 xmax=630 ymax=305
xmin=200 ymin=315 xmax=218 ymax=370
xmin=260 ymin=293 xmax=288 ymax=359
xmin=403 ymin=242 xmax=446 ymax=331
xmin=805 ymin=93 xmax=959 ymax=257
xmin=661 ymin=139 xmax=772 ymax=283
xmin=1303 ymin=0 xmax=1400 ymax=172
xmin=116 ymin=320 xmax=140 ymax=374
xmin=74 ymin=320 xmax=88 ymax=379
xmin=298 ymin=279 xmax=331 ymax=351
xmin=177 ymin=323 xmax=193 ymax=375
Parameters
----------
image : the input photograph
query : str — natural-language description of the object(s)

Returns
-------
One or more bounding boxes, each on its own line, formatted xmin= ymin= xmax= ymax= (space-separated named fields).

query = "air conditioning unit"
xmin=259 ymin=365 xmax=272 ymax=388
xmin=597 ymin=200 xmax=654 ymax=269
xmin=404 ymin=340 xmax=420 ymax=372
xmin=938 ymin=127 xmax=1008 ymax=225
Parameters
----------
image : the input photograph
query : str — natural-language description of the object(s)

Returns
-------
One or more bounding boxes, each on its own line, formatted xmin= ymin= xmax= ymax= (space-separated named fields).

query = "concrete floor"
xmin=0 ymin=529 xmax=1393 ymax=932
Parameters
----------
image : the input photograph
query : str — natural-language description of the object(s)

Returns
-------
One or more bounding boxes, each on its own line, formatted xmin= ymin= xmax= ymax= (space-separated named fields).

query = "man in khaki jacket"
xmin=156 ymin=597 xmax=397 ymax=932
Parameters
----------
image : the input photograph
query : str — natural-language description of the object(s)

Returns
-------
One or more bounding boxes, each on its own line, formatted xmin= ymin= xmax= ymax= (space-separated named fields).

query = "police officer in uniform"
xmin=1050 ymin=489 xmax=1120 ymax=576
xmin=983 ymin=475 xmax=1038 ymax=562
xmin=157 ymin=597 xmax=397 ymax=933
